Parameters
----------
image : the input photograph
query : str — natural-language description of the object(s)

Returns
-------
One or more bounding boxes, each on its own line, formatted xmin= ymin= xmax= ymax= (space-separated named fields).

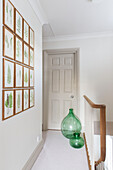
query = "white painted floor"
xmin=32 ymin=131 xmax=89 ymax=170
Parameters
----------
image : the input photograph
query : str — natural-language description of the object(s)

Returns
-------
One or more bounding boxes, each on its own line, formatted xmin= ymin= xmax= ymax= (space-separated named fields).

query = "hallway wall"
xmin=0 ymin=0 xmax=42 ymax=170
xmin=43 ymin=36 xmax=113 ymax=125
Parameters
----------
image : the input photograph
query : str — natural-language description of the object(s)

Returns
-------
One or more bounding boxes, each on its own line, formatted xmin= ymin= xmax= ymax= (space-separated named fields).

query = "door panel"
xmin=64 ymin=57 xmax=72 ymax=65
xmin=44 ymin=53 xmax=77 ymax=130
xmin=64 ymin=69 xmax=72 ymax=93
xmin=52 ymin=70 xmax=60 ymax=92
xmin=52 ymin=57 xmax=60 ymax=66
xmin=51 ymin=100 xmax=60 ymax=124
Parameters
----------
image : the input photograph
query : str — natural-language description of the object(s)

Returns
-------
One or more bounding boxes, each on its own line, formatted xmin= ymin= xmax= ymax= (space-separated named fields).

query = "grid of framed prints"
xmin=2 ymin=0 xmax=35 ymax=120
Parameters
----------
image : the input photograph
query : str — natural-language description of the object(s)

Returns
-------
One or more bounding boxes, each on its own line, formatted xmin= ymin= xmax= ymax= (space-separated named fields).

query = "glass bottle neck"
xmin=69 ymin=109 xmax=74 ymax=115
xmin=74 ymin=133 xmax=80 ymax=138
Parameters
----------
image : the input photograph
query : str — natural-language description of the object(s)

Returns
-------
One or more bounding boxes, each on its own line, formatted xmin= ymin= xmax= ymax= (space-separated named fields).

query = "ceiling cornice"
xmin=43 ymin=31 xmax=113 ymax=42
xmin=28 ymin=0 xmax=48 ymax=25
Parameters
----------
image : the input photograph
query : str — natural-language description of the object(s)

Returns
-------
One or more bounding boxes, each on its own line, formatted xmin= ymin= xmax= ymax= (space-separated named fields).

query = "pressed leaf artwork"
xmin=4 ymin=60 xmax=14 ymax=87
xmin=30 ymin=49 xmax=34 ymax=67
xmin=30 ymin=69 xmax=34 ymax=86
xmin=24 ymin=44 xmax=29 ymax=65
xmin=24 ymin=21 xmax=29 ymax=43
xmin=17 ymin=94 xmax=20 ymax=107
xmin=4 ymin=91 xmax=14 ymax=118
xmin=24 ymin=67 xmax=29 ymax=87
xmin=30 ymin=29 xmax=34 ymax=48
xmin=30 ymin=89 xmax=34 ymax=107
xmin=7 ymin=65 xmax=11 ymax=84
xmin=4 ymin=28 xmax=14 ymax=59
xmin=15 ymin=90 xmax=22 ymax=114
xmin=16 ymin=37 xmax=22 ymax=62
xmin=16 ymin=11 xmax=22 ymax=37
xmin=16 ymin=64 xmax=22 ymax=87
xmin=24 ymin=90 xmax=29 ymax=110
xmin=5 ymin=0 xmax=14 ymax=30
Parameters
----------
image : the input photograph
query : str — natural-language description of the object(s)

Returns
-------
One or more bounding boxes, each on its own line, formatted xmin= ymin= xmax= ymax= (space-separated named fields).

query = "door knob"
xmin=70 ymin=95 xmax=74 ymax=98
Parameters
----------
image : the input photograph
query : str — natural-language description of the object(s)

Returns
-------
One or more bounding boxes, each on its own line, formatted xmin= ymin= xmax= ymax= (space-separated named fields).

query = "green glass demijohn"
xmin=61 ymin=108 xmax=82 ymax=139
xmin=61 ymin=108 xmax=84 ymax=149
xmin=69 ymin=133 xmax=84 ymax=149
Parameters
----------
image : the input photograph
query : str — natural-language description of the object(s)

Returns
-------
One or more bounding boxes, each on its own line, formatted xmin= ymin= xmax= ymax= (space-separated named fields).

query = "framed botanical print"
xmin=24 ymin=43 xmax=29 ymax=65
xmin=15 ymin=90 xmax=22 ymax=114
xmin=24 ymin=20 xmax=29 ymax=44
xmin=3 ymin=26 xmax=14 ymax=59
xmin=15 ymin=36 xmax=22 ymax=62
xmin=30 ymin=48 xmax=34 ymax=67
xmin=30 ymin=89 xmax=34 ymax=107
xmin=15 ymin=63 xmax=23 ymax=87
xmin=24 ymin=67 xmax=29 ymax=87
xmin=30 ymin=69 xmax=34 ymax=87
xmin=3 ymin=90 xmax=14 ymax=120
xmin=23 ymin=89 xmax=29 ymax=110
xmin=3 ymin=58 xmax=14 ymax=88
xmin=3 ymin=0 xmax=14 ymax=31
xmin=16 ymin=9 xmax=22 ymax=38
xmin=30 ymin=28 xmax=34 ymax=48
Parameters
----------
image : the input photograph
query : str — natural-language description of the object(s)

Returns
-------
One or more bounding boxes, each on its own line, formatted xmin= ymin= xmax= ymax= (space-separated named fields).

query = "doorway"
xmin=43 ymin=49 xmax=79 ymax=130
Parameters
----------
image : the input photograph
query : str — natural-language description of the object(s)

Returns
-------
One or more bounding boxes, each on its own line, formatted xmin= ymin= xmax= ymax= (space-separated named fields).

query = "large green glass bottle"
xmin=61 ymin=108 xmax=82 ymax=139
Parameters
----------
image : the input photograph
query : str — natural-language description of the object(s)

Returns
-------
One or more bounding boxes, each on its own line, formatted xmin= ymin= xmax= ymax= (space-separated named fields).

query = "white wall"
xmin=0 ymin=0 xmax=43 ymax=170
xmin=43 ymin=36 xmax=113 ymax=125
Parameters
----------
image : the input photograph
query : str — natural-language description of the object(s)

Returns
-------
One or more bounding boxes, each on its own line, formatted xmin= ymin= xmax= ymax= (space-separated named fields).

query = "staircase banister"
xmin=83 ymin=95 xmax=106 ymax=169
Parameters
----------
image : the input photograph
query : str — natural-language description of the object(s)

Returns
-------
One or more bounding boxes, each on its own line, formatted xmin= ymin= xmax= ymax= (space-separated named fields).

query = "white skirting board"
xmin=22 ymin=139 xmax=44 ymax=170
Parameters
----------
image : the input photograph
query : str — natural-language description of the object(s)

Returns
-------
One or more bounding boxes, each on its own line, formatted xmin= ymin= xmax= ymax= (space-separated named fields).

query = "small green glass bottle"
xmin=61 ymin=108 xmax=82 ymax=139
xmin=69 ymin=133 xmax=84 ymax=149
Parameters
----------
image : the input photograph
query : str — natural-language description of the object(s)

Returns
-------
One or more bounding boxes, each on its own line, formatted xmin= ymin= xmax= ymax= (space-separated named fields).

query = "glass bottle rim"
xmin=69 ymin=108 xmax=73 ymax=111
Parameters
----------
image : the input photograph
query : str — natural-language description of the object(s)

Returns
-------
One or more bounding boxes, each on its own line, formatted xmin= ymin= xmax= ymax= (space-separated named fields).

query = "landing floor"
xmin=32 ymin=130 xmax=89 ymax=170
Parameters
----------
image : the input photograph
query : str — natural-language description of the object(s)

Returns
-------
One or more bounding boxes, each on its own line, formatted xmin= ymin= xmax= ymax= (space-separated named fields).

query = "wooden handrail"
xmin=83 ymin=95 xmax=106 ymax=168
xmin=84 ymin=95 xmax=106 ymax=109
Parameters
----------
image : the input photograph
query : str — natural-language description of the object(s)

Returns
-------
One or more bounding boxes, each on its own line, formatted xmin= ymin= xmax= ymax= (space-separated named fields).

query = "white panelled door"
xmin=44 ymin=52 xmax=78 ymax=130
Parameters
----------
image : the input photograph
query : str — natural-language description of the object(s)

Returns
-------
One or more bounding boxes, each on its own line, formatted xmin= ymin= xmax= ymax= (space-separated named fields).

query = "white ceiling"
xmin=38 ymin=0 xmax=113 ymax=39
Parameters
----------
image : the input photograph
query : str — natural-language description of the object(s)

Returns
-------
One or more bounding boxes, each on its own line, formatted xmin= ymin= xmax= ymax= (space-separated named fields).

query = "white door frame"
xmin=43 ymin=48 xmax=80 ymax=130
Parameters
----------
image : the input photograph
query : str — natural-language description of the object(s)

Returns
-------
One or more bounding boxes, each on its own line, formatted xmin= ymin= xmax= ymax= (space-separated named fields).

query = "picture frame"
xmin=30 ymin=69 xmax=34 ymax=87
xmin=29 ymin=88 xmax=34 ymax=108
xmin=15 ymin=36 xmax=22 ymax=62
xmin=23 ymin=89 xmax=29 ymax=110
xmin=3 ymin=0 xmax=15 ymax=31
xmin=30 ymin=28 xmax=34 ymax=48
xmin=15 ymin=63 xmax=23 ymax=88
xmin=24 ymin=20 xmax=29 ymax=44
xmin=24 ymin=43 xmax=29 ymax=65
xmin=15 ymin=9 xmax=23 ymax=38
xmin=3 ymin=58 xmax=14 ymax=88
xmin=3 ymin=26 xmax=14 ymax=60
xmin=30 ymin=48 xmax=34 ymax=67
xmin=23 ymin=66 xmax=29 ymax=87
xmin=2 ymin=89 xmax=14 ymax=120
xmin=15 ymin=89 xmax=23 ymax=114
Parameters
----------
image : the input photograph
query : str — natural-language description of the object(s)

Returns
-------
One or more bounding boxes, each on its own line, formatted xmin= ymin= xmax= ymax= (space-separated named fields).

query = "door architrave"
xmin=43 ymin=48 xmax=80 ymax=131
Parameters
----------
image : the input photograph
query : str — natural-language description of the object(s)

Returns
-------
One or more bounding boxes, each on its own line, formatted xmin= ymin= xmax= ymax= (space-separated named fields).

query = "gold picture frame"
xmin=3 ymin=58 xmax=14 ymax=88
xmin=3 ymin=26 xmax=15 ymax=60
xmin=2 ymin=89 xmax=15 ymax=120
xmin=3 ymin=0 xmax=15 ymax=32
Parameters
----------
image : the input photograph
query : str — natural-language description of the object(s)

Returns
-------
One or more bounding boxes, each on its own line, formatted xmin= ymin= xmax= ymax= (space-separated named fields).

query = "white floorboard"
xmin=32 ymin=130 xmax=89 ymax=170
